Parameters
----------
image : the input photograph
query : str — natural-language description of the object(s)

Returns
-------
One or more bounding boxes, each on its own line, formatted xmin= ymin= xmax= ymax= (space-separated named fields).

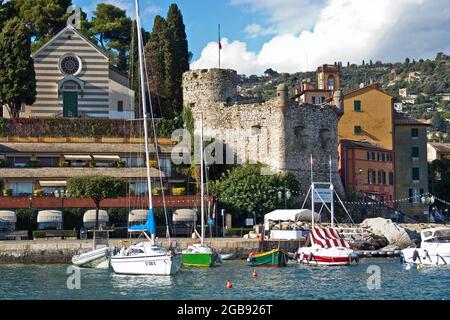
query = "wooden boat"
xmin=247 ymin=248 xmax=289 ymax=267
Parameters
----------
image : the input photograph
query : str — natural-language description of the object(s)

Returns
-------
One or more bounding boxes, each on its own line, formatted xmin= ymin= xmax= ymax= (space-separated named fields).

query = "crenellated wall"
xmin=182 ymin=68 xmax=345 ymax=196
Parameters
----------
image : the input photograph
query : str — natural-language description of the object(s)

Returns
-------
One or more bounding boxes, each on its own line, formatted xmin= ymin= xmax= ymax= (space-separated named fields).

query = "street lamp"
xmin=278 ymin=188 xmax=291 ymax=209
xmin=421 ymin=195 xmax=435 ymax=223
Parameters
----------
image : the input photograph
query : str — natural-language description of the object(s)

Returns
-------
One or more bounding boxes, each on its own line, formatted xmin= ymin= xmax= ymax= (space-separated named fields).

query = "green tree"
xmin=16 ymin=209 xmax=37 ymax=232
xmin=91 ymin=3 xmax=132 ymax=72
xmin=129 ymin=20 xmax=139 ymax=104
xmin=432 ymin=112 xmax=447 ymax=132
xmin=166 ymin=3 xmax=189 ymax=116
xmin=429 ymin=158 xmax=450 ymax=209
xmin=145 ymin=5 xmax=190 ymax=119
xmin=0 ymin=18 xmax=36 ymax=118
xmin=212 ymin=164 xmax=300 ymax=223
xmin=145 ymin=15 xmax=170 ymax=108
xmin=13 ymin=0 xmax=72 ymax=50
xmin=0 ymin=0 xmax=14 ymax=30
xmin=67 ymin=175 xmax=127 ymax=229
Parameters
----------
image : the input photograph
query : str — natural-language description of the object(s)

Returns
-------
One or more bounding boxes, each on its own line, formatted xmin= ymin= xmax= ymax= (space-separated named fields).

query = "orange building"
xmin=339 ymin=140 xmax=395 ymax=204
xmin=338 ymin=84 xmax=395 ymax=150
xmin=294 ymin=64 xmax=340 ymax=105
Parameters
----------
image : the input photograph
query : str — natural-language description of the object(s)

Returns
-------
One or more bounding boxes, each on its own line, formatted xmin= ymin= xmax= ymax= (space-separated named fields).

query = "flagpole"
xmin=218 ymin=24 xmax=221 ymax=70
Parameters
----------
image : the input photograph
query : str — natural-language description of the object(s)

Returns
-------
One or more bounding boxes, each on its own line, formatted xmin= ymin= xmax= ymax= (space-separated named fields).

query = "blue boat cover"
xmin=128 ymin=208 xmax=156 ymax=235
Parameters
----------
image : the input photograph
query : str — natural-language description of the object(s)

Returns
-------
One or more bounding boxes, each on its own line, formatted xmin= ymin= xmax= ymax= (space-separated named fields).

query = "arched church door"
xmin=63 ymin=92 xmax=78 ymax=117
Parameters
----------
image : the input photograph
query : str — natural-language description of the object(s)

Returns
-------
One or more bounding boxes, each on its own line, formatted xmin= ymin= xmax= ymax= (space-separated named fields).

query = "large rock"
xmin=360 ymin=218 xmax=414 ymax=249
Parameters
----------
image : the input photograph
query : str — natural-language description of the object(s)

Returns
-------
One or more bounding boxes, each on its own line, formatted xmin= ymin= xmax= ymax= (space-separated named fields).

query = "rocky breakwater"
xmin=359 ymin=218 xmax=417 ymax=250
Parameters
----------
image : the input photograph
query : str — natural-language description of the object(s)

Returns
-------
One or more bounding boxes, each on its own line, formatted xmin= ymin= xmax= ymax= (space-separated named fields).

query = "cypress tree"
xmin=166 ymin=3 xmax=189 ymax=117
xmin=145 ymin=15 xmax=169 ymax=114
xmin=0 ymin=18 xmax=36 ymax=118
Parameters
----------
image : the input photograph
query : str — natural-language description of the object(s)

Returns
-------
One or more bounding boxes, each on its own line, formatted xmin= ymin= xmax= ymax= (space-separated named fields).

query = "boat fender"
xmin=226 ymin=280 xmax=233 ymax=289
xmin=412 ymin=249 xmax=419 ymax=262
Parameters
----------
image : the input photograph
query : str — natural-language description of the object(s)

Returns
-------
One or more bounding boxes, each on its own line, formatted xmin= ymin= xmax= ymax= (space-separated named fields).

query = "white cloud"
xmin=192 ymin=0 xmax=450 ymax=75
xmin=244 ymin=23 xmax=275 ymax=38
xmin=191 ymin=38 xmax=261 ymax=75
xmin=231 ymin=0 xmax=324 ymax=35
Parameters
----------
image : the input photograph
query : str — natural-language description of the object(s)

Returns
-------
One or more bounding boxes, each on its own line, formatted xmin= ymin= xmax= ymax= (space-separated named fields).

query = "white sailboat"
xmin=181 ymin=115 xmax=221 ymax=267
xmin=110 ymin=0 xmax=181 ymax=276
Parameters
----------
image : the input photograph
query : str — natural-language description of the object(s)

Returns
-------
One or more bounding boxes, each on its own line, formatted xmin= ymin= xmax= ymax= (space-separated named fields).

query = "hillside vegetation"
xmin=237 ymin=52 xmax=450 ymax=136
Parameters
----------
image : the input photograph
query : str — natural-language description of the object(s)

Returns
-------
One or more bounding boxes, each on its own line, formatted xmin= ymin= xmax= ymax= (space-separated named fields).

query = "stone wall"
xmin=182 ymin=68 xmax=345 ymax=196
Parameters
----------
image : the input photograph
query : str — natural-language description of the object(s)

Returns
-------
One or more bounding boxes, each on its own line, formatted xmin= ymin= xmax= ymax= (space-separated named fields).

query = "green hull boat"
xmin=247 ymin=249 xmax=289 ymax=267
xmin=181 ymin=252 xmax=220 ymax=267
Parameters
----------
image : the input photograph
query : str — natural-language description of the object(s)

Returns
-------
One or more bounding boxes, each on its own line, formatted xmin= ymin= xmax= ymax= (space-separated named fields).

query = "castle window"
xmin=189 ymin=103 xmax=195 ymax=109
xmin=294 ymin=126 xmax=307 ymax=148
xmin=118 ymin=101 xmax=124 ymax=112
xmin=354 ymin=100 xmax=361 ymax=112
xmin=411 ymin=128 xmax=419 ymax=138
xmin=319 ymin=128 xmax=330 ymax=148
xmin=251 ymin=125 xmax=261 ymax=135
xmin=411 ymin=146 xmax=419 ymax=158
xmin=354 ymin=126 xmax=362 ymax=135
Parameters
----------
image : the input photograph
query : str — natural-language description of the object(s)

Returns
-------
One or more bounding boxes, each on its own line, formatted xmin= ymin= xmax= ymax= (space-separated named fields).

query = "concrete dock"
xmin=0 ymin=238 xmax=303 ymax=264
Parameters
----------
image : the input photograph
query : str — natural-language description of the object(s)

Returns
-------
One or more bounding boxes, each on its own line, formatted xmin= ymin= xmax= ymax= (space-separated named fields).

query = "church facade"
xmin=2 ymin=25 xmax=135 ymax=119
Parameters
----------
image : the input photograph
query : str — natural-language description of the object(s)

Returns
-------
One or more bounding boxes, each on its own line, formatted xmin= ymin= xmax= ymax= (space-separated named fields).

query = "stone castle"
xmin=182 ymin=68 xmax=345 ymax=196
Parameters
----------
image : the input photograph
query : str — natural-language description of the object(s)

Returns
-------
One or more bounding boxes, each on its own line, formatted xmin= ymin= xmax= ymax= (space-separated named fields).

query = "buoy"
xmin=226 ymin=280 xmax=233 ymax=289
xmin=252 ymin=269 xmax=257 ymax=278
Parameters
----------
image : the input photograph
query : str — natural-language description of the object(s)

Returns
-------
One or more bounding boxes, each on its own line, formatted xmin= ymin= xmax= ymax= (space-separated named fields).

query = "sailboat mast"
xmin=200 ymin=115 xmax=205 ymax=246
xmin=135 ymin=0 xmax=153 ymax=210
xmin=329 ymin=156 xmax=334 ymax=228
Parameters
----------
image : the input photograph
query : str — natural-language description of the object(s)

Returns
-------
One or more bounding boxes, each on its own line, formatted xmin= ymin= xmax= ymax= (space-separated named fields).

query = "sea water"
xmin=0 ymin=258 xmax=449 ymax=300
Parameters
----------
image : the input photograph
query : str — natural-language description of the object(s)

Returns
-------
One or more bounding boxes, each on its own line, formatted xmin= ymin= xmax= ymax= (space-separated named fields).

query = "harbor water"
xmin=1 ymin=258 xmax=449 ymax=300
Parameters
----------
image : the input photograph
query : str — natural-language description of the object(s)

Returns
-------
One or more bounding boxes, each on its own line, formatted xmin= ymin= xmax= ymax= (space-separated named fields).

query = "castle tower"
xmin=276 ymin=83 xmax=289 ymax=111
xmin=182 ymin=69 xmax=238 ymax=108
xmin=317 ymin=64 xmax=340 ymax=92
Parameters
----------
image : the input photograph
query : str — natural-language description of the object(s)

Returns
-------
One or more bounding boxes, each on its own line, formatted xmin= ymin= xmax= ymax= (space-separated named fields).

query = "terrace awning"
xmin=37 ymin=210 xmax=63 ymax=223
xmin=39 ymin=181 xmax=67 ymax=187
xmin=92 ymin=155 xmax=121 ymax=162
xmin=64 ymin=155 xmax=92 ymax=161
xmin=0 ymin=211 xmax=17 ymax=223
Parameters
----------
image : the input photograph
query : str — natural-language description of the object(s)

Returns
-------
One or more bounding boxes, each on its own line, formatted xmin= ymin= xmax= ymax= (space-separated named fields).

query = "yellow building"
xmin=338 ymin=84 xmax=395 ymax=150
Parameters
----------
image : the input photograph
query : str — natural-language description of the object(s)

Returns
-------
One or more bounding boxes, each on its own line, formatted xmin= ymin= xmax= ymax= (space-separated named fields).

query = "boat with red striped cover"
xmin=295 ymin=227 xmax=359 ymax=266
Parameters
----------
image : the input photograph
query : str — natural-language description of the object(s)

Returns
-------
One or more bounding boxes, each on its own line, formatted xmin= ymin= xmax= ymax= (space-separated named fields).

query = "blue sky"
xmin=74 ymin=0 xmax=274 ymax=59
xmin=74 ymin=0 xmax=450 ymax=75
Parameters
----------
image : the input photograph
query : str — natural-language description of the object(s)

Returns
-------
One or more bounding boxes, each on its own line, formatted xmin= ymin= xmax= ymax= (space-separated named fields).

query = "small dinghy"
xmin=220 ymin=253 xmax=234 ymax=261
xmin=72 ymin=230 xmax=113 ymax=269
